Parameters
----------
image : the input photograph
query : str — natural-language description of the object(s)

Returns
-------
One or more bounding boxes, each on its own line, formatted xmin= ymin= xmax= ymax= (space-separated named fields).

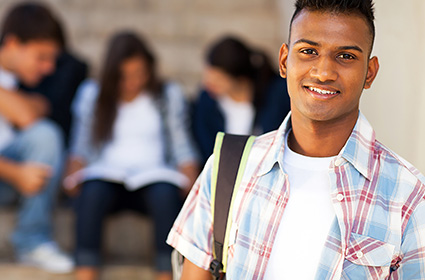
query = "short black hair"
xmin=0 ymin=2 xmax=63 ymax=46
xmin=289 ymin=0 xmax=375 ymax=53
xmin=207 ymin=36 xmax=254 ymax=79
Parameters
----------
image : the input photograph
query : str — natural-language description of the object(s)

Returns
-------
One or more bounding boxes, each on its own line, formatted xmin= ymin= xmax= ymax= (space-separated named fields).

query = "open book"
xmin=64 ymin=165 xmax=189 ymax=191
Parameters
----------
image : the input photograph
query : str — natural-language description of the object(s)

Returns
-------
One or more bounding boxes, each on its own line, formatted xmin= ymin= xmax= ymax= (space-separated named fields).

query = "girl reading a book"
xmin=64 ymin=31 xmax=199 ymax=280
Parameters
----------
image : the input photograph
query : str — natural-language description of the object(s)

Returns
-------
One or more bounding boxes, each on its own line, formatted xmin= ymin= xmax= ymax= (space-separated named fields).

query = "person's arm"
xmin=63 ymin=79 xmax=98 ymax=196
xmin=0 ymin=87 xmax=49 ymax=128
xmin=163 ymin=83 xmax=200 ymax=173
xmin=0 ymin=156 xmax=51 ymax=196
xmin=181 ymin=259 xmax=211 ymax=280
xmin=167 ymin=156 xmax=216 ymax=277
xmin=62 ymin=156 xmax=86 ymax=196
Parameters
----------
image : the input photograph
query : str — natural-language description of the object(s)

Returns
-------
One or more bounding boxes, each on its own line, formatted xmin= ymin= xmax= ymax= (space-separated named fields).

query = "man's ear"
xmin=279 ymin=43 xmax=289 ymax=78
xmin=364 ymin=56 xmax=379 ymax=89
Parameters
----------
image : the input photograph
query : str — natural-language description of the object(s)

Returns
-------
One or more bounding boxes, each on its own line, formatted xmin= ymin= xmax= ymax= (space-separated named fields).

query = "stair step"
xmin=0 ymin=263 xmax=155 ymax=280
xmin=0 ymin=208 xmax=155 ymax=262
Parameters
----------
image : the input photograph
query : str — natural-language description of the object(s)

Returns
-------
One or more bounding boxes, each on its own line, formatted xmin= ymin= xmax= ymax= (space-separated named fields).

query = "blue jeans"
xmin=74 ymin=180 xmax=183 ymax=272
xmin=0 ymin=120 xmax=64 ymax=254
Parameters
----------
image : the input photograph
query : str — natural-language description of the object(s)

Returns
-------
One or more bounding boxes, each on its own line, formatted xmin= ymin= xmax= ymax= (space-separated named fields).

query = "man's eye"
xmin=338 ymin=53 xmax=355 ymax=60
xmin=300 ymin=49 xmax=317 ymax=55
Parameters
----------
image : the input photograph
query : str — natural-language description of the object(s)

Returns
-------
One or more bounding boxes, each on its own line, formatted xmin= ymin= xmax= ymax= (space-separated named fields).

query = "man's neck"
xmin=288 ymin=112 xmax=358 ymax=157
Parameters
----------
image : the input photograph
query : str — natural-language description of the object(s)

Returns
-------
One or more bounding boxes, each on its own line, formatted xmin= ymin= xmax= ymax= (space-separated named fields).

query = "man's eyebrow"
xmin=293 ymin=39 xmax=319 ymax=46
xmin=337 ymin=45 xmax=364 ymax=53
xmin=293 ymin=39 xmax=364 ymax=53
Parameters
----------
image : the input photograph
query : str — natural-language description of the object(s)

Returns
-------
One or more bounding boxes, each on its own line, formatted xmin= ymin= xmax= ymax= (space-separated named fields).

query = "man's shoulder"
xmin=240 ymin=129 xmax=282 ymax=176
xmin=251 ymin=129 xmax=280 ymax=153
xmin=373 ymin=140 xmax=425 ymax=196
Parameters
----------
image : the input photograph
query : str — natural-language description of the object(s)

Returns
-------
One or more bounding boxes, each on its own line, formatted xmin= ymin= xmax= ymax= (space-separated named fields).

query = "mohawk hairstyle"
xmin=290 ymin=0 xmax=375 ymax=52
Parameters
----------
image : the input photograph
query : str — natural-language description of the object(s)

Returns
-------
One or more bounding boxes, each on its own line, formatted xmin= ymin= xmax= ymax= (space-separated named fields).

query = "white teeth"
xmin=308 ymin=87 xmax=338 ymax=95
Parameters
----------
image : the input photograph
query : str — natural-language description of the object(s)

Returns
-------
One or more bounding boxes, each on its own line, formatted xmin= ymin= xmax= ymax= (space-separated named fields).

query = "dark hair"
xmin=0 ymin=2 xmax=63 ymax=46
xmin=206 ymin=36 xmax=277 ymax=109
xmin=290 ymin=0 xmax=375 ymax=52
xmin=92 ymin=31 xmax=161 ymax=147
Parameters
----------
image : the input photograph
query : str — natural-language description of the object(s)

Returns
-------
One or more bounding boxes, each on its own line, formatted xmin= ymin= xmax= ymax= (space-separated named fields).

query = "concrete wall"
xmin=365 ymin=0 xmax=425 ymax=173
xmin=0 ymin=0 xmax=284 ymax=98
xmin=0 ymin=0 xmax=424 ymax=172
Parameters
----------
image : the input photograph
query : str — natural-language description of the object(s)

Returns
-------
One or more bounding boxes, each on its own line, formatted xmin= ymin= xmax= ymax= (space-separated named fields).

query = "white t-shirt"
xmin=93 ymin=93 xmax=165 ymax=172
xmin=264 ymin=133 xmax=336 ymax=280
xmin=0 ymin=67 xmax=18 ymax=152
xmin=217 ymin=95 xmax=254 ymax=135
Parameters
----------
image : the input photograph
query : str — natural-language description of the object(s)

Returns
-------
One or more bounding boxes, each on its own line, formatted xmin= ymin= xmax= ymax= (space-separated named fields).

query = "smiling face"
xmin=280 ymin=10 xmax=379 ymax=126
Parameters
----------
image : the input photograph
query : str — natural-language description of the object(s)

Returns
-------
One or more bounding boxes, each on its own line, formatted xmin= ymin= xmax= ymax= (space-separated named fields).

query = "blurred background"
xmin=0 ymin=0 xmax=423 ymax=172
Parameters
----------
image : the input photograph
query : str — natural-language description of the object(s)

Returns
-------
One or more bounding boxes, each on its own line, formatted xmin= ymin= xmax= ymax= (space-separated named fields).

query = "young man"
xmin=0 ymin=3 xmax=74 ymax=273
xmin=19 ymin=14 xmax=88 ymax=148
xmin=167 ymin=0 xmax=425 ymax=279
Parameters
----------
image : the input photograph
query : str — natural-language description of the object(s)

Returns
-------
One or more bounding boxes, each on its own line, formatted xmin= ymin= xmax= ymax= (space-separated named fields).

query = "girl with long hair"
xmin=64 ymin=31 xmax=198 ymax=280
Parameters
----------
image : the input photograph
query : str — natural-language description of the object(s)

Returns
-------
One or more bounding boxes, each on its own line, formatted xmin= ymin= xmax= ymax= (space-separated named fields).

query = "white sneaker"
xmin=18 ymin=242 xmax=74 ymax=274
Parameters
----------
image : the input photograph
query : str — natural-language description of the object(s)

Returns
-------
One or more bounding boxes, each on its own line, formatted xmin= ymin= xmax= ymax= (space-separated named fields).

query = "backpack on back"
xmin=171 ymin=132 xmax=256 ymax=280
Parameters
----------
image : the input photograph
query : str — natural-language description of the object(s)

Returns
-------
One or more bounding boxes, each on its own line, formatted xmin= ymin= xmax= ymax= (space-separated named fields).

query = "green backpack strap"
xmin=209 ymin=132 xmax=256 ymax=279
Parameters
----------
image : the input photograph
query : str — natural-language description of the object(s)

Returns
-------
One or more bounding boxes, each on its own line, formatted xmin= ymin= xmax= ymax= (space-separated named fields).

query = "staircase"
xmin=0 ymin=207 xmax=156 ymax=279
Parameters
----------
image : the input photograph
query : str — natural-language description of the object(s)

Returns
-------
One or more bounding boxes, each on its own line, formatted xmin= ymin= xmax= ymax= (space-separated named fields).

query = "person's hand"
xmin=63 ymin=172 xmax=83 ymax=197
xmin=0 ymin=88 xmax=49 ymax=128
xmin=62 ymin=157 xmax=86 ymax=197
xmin=13 ymin=162 xmax=52 ymax=196
xmin=25 ymin=93 xmax=50 ymax=117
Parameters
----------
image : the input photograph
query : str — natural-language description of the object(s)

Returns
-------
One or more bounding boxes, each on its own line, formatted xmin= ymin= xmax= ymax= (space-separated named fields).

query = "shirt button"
xmin=336 ymin=194 xmax=344 ymax=201
xmin=356 ymin=251 xmax=364 ymax=258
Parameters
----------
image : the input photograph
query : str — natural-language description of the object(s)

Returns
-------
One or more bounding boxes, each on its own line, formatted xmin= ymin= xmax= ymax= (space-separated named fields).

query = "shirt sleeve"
xmin=390 ymin=200 xmax=425 ymax=279
xmin=166 ymin=155 xmax=214 ymax=270
xmin=69 ymin=79 xmax=98 ymax=160
xmin=163 ymin=82 xmax=199 ymax=166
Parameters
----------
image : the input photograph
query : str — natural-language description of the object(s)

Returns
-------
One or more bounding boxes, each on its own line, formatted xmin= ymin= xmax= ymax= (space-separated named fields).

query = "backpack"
xmin=172 ymin=132 xmax=256 ymax=280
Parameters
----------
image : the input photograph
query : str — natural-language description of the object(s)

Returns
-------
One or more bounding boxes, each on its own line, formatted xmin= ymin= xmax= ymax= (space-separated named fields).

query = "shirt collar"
xmin=255 ymin=111 xmax=375 ymax=181
xmin=255 ymin=112 xmax=291 ymax=177
xmin=338 ymin=112 xmax=375 ymax=180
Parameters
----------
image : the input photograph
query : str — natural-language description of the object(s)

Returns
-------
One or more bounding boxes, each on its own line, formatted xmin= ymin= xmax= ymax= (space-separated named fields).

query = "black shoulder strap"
xmin=210 ymin=134 xmax=251 ymax=280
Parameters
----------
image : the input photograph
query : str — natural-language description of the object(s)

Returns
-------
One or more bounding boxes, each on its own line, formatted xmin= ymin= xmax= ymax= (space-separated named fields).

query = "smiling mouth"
xmin=305 ymin=86 xmax=340 ymax=95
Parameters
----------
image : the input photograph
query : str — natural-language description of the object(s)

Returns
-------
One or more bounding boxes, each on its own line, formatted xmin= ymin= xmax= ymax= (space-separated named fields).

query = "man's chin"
xmin=21 ymin=77 xmax=42 ymax=87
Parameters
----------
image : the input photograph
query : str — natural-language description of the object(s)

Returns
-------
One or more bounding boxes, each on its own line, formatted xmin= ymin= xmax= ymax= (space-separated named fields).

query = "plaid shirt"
xmin=167 ymin=112 xmax=425 ymax=279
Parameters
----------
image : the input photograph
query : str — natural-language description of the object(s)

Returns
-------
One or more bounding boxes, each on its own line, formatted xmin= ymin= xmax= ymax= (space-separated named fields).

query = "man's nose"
xmin=43 ymin=61 xmax=56 ymax=75
xmin=310 ymin=56 xmax=338 ymax=82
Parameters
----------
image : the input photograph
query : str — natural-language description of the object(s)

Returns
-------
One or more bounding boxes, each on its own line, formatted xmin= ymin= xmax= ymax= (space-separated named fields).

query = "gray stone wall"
xmin=0 ymin=0 xmax=287 ymax=97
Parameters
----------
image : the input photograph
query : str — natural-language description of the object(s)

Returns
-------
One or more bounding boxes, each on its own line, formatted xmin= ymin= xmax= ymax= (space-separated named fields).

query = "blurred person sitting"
xmin=0 ymin=2 xmax=74 ymax=273
xmin=193 ymin=36 xmax=291 ymax=165
xmin=64 ymin=31 xmax=199 ymax=280
xmin=20 ymin=14 xmax=88 ymax=148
